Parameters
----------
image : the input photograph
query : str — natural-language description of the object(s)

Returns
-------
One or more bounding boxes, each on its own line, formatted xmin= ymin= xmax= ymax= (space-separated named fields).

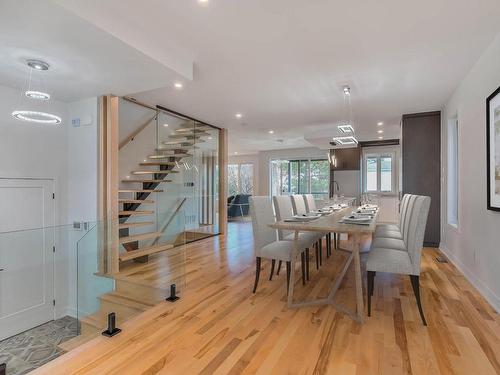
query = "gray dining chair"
xmin=291 ymin=194 xmax=330 ymax=261
xmin=273 ymin=195 xmax=319 ymax=281
xmin=304 ymin=193 xmax=336 ymax=254
xmin=249 ymin=196 xmax=306 ymax=293
xmin=366 ymin=194 xmax=431 ymax=325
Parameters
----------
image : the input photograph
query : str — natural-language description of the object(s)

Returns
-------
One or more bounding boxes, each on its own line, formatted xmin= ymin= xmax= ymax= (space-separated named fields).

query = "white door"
xmin=0 ymin=178 xmax=55 ymax=340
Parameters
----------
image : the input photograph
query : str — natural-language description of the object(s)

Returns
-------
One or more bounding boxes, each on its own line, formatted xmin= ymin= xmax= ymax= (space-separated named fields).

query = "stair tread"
xmin=119 ymin=243 xmax=174 ymax=262
xmin=119 ymin=222 xmax=154 ymax=229
xmin=119 ymin=189 xmax=163 ymax=193
xmin=155 ymin=148 xmax=191 ymax=152
xmin=139 ymin=162 xmax=176 ymax=166
xmin=99 ymin=291 xmax=155 ymax=311
xmin=168 ymin=134 xmax=207 ymax=139
xmin=120 ymin=231 xmax=161 ymax=244
xmin=119 ymin=210 xmax=154 ymax=216
xmin=122 ymin=179 xmax=172 ymax=183
xmin=119 ymin=199 xmax=154 ymax=204
xmin=148 ymin=154 xmax=191 ymax=159
xmin=132 ymin=170 xmax=179 ymax=175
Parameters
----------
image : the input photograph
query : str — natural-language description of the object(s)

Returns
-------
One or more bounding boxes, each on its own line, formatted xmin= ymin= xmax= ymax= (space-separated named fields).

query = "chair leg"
xmin=277 ymin=260 xmax=282 ymax=275
xmin=333 ymin=233 xmax=337 ymax=249
xmin=367 ymin=270 xmax=375 ymax=316
xmin=315 ymin=245 xmax=319 ymax=270
xmin=305 ymin=248 xmax=310 ymax=281
xmin=253 ymin=257 xmax=262 ymax=293
xmin=301 ymin=252 xmax=306 ymax=285
xmin=269 ymin=259 xmax=276 ymax=281
xmin=318 ymin=240 xmax=323 ymax=266
xmin=326 ymin=234 xmax=331 ymax=257
xmin=371 ymin=271 xmax=376 ymax=295
xmin=410 ymin=275 xmax=427 ymax=326
xmin=286 ymin=261 xmax=291 ymax=295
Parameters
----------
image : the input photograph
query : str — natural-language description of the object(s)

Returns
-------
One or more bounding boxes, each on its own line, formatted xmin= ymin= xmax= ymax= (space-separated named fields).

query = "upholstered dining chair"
xmin=304 ymin=193 xmax=336 ymax=254
xmin=371 ymin=194 xmax=417 ymax=251
xmin=249 ymin=196 xmax=306 ymax=293
xmin=366 ymin=194 xmax=431 ymax=325
xmin=374 ymin=194 xmax=413 ymax=240
xmin=291 ymin=194 xmax=330 ymax=262
xmin=273 ymin=195 xmax=319 ymax=282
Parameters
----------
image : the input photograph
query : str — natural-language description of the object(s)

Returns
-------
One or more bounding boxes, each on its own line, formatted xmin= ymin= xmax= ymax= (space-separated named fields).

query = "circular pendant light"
xmin=12 ymin=59 xmax=61 ymax=125
xmin=12 ymin=110 xmax=61 ymax=124
xmin=25 ymin=90 xmax=50 ymax=100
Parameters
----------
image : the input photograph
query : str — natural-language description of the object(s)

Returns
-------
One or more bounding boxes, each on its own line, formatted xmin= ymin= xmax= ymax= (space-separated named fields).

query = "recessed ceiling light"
xmin=377 ymin=130 xmax=384 ymax=134
xmin=174 ymin=82 xmax=183 ymax=89
xmin=343 ymin=85 xmax=351 ymax=96
xmin=198 ymin=0 xmax=209 ymax=3
xmin=163 ymin=123 xmax=169 ymax=127
xmin=378 ymin=136 xmax=384 ymax=139
xmin=235 ymin=113 xmax=242 ymax=119
xmin=207 ymin=136 xmax=213 ymax=140
xmin=268 ymin=130 xmax=274 ymax=134
xmin=377 ymin=122 xmax=384 ymax=126
xmin=234 ymin=151 xmax=238 ymax=154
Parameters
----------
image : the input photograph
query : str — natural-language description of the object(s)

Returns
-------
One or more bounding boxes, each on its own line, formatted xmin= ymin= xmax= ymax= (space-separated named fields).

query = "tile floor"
xmin=0 ymin=316 xmax=78 ymax=375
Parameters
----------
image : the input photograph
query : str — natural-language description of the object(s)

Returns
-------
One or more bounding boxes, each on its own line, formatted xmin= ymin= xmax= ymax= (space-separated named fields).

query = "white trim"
xmin=439 ymin=243 xmax=500 ymax=313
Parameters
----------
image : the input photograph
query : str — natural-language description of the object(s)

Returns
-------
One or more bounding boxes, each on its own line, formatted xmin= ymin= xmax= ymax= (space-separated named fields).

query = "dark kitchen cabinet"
xmin=402 ymin=111 xmax=441 ymax=247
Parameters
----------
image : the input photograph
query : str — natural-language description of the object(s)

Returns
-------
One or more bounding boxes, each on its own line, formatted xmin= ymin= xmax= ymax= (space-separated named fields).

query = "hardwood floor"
xmin=34 ymin=222 xmax=500 ymax=374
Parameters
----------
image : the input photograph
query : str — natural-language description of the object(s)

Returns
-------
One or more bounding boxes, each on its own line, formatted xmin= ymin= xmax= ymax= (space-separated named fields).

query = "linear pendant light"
xmin=12 ymin=59 xmax=61 ymax=125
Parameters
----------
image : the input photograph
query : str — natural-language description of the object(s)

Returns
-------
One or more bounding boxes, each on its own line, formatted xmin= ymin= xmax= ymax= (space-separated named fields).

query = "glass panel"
xmin=380 ymin=156 xmax=392 ymax=192
xmin=228 ymin=164 xmax=239 ymax=196
xmin=289 ymin=161 xmax=299 ymax=194
xmin=366 ymin=157 xmax=378 ymax=191
xmin=310 ymin=160 xmax=330 ymax=199
xmin=298 ymin=160 xmax=309 ymax=193
xmin=239 ymin=164 xmax=254 ymax=194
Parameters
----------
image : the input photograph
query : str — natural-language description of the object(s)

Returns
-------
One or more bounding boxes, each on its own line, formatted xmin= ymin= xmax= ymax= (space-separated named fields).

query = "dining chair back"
xmin=303 ymin=194 xmax=317 ymax=212
xmin=272 ymin=195 xmax=295 ymax=240
xmin=291 ymin=194 xmax=307 ymax=215
xmin=249 ymin=196 xmax=277 ymax=252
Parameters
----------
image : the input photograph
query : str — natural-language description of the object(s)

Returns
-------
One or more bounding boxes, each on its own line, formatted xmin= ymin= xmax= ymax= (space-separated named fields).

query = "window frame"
xmin=269 ymin=158 xmax=329 ymax=198
xmin=362 ymin=150 xmax=397 ymax=195
xmin=447 ymin=117 xmax=459 ymax=229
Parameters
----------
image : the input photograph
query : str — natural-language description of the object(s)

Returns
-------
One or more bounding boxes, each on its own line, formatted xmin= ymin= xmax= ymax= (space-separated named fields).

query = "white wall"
xmin=440 ymin=32 xmax=500 ymax=312
xmin=0 ymin=84 xmax=106 ymax=318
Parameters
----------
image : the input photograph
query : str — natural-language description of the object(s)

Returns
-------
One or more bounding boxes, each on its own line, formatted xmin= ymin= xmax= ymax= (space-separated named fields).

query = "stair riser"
xmin=99 ymin=299 xmax=144 ymax=318
xmin=115 ymin=279 xmax=168 ymax=303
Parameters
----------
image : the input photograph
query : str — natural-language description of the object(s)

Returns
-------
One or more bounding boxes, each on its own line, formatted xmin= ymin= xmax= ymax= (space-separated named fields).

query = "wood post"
xmin=98 ymin=95 xmax=120 ymax=275
xmin=218 ymin=128 xmax=228 ymax=235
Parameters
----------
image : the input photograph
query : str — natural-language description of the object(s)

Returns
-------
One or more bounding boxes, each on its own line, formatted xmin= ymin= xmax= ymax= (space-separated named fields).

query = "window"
xmin=270 ymin=159 xmax=329 ymax=199
xmin=363 ymin=152 xmax=395 ymax=194
xmin=447 ymin=118 xmax=458 ymax=227
xmin=228 ymin=163 xmax=254 ymax=196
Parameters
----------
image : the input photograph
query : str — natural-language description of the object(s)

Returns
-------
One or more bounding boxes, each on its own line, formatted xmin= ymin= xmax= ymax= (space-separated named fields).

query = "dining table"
xmin=269 ymin=206 xmax=378 ymax=323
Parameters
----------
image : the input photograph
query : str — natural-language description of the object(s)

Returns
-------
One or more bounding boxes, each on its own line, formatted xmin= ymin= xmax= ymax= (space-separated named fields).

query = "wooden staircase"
xmin=58 ymin=123 xmax=212 ymax=353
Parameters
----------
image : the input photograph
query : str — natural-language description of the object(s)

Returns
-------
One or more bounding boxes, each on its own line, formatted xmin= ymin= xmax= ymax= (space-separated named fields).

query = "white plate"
xmin=292 ymin=214 xmax=321 ymax=221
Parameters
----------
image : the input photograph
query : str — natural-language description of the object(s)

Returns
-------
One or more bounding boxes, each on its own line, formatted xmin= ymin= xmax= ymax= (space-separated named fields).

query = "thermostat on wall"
xmin=71 ymin=115 xmax=93 ymax=127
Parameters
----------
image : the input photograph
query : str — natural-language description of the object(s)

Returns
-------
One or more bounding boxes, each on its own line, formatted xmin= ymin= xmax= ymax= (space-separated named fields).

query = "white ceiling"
xmin=3 ymin=0 xmax=500 ymax=153
xmin=0 ymin=0 xmax=189 ymax=102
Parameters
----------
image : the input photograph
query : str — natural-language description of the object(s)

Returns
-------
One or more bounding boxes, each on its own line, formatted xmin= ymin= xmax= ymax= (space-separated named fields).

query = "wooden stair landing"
xmin=119 ymin=231 xmax=161 ymax=244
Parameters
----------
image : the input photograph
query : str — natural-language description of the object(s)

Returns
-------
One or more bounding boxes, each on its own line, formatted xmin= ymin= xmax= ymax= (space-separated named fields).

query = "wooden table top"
xmin=269 ymin=207 xmax=378 ymax=234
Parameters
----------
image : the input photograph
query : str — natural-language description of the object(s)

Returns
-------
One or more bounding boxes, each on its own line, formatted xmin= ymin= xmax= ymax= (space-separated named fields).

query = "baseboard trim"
xmin=439 ymin=243 xmax=500 ymax=313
